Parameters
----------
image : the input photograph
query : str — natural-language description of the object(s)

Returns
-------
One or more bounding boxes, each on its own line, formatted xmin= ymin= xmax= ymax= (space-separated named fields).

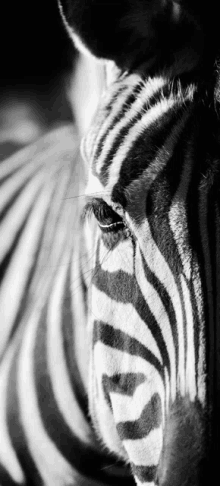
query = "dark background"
xmin=0 ymin=0 xmax=74 ymax=84
xmin=0 ymin=0 xmax=76 ymax=157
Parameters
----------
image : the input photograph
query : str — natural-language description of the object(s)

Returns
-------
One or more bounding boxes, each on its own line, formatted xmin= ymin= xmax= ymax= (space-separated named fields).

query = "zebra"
xmin=59 ymin=0 xmax=220 ymax=484
xmin=0 ymin=0 xmax=220 ymax=485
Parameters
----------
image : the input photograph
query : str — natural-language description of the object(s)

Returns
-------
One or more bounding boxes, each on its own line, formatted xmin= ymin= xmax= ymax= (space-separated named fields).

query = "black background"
xmin=0 ymin=0 xmax=74 ymax=86
xmin=0 ymin=0 xmax=76 ymax=160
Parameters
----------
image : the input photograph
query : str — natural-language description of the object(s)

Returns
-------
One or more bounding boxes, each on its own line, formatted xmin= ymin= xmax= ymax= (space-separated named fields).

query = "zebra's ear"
xmin=59 ymin=0 xmax=214 ymax=76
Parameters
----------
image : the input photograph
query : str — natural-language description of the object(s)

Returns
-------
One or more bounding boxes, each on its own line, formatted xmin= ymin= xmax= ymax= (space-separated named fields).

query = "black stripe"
xmin=131 ymin=464 xmax=157 ymax=483
xmin=6 ymin=346 xmax=43 ymax=486
xmin=116 ymin=393 xmax=162 ymax=440
xmin=102 ymin=373 xmax=146 ymax=409
xmin=93 ymin=321 xmax=164 ymax=381
xmin=61 ymin=261 xmax=89 ymax=420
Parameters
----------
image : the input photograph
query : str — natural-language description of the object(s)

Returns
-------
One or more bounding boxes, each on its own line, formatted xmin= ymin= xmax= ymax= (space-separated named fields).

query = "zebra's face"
xmin=82 ymin=70 xmax=208 ymax=484
xmin=58 ymin=0 xmax=220 ymax=482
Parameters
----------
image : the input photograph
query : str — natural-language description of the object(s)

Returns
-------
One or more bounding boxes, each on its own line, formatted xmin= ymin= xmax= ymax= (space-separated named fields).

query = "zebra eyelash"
xmin=82 ymin=198 xmax=125 ymax=233
xmin=82 ymin=201 xmax=97 ymax=221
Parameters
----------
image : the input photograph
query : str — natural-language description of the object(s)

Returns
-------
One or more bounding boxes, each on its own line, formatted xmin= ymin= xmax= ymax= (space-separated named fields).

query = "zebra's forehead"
xmin=82 ymin=71 xmax=196 ymax=211
xmin=83 ymin=72 xmax=160 ymax=204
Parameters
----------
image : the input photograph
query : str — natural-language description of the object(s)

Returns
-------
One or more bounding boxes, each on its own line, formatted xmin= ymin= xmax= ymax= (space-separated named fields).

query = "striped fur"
xmin=1 ymin=56 xmax=219 ymax=486
xmin=0 ymin=0 xmax=220 ymax=482
xmin=82 ymin=71 xmax=220 ymax=484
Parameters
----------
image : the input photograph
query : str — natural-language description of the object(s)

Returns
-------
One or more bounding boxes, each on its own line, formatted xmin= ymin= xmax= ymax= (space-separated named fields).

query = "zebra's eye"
xmin=83 ymin=198 xmax=125 ymax=233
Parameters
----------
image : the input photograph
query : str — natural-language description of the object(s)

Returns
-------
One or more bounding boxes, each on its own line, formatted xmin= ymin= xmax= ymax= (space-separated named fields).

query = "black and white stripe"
xmin=0 ymin=63 xmax=219 ymax=486
xmin=1 ymin=0 xmax=220 ymax=481
xmin=82 ymin=71 xmax=220 ymax=484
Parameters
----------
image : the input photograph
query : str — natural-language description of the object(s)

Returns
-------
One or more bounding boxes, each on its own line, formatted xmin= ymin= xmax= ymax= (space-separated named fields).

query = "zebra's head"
xmin=59 ymin=1 xmax=220 ymax=484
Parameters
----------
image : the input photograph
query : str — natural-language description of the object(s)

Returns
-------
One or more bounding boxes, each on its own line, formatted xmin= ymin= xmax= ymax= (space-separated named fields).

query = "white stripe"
xmin=168 ymin=137 xmax=193 ymax=280
xmin=198 ymin=183 xmax=212 ymax=406
xmin=123 ymin=428 xmax=163 ymax=466
xmin=164 ymin=367 xmax=170 ymax=414
xmin=0 ymin=343 xmax=25 ymax=483
xmin=181 ymin=275 xmax=197 ymax=401
xmin=85 ymin=172 xmax=105 ymax=198
xmin=71 ymin=241 xmax=89 ymax=394
xmin=193 ymin=272 xmax=205 ymax=405
xmin=99 ymin=237 xmax=134 ymax=274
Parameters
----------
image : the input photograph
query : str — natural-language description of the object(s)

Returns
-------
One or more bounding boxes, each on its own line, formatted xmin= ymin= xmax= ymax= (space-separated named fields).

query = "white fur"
xmin=0 ymin=343 xmax=25 ymax=483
